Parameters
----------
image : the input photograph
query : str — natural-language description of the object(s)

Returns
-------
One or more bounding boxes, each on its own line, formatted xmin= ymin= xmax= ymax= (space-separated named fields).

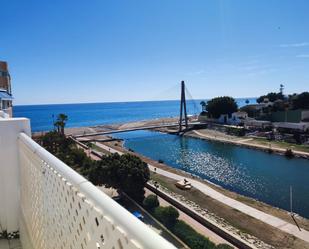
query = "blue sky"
xmin=1 ymin=0 xmax=309 ymax=105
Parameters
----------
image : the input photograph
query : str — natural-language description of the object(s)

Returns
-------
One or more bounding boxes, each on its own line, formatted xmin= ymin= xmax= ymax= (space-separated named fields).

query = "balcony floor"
xmin=0 ymin=239 xmax=21 ymax=249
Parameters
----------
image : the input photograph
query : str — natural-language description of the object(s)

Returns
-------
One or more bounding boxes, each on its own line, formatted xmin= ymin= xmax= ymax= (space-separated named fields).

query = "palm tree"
xmin=54 ymin=113 xmax=68 ymax=135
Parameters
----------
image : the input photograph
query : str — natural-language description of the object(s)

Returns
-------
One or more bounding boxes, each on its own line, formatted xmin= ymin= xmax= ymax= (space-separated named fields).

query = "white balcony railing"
xmin=0 ymin=109 xmax=10 ymax=118
xmin=0 ymin=117 xmax=176 ymax=249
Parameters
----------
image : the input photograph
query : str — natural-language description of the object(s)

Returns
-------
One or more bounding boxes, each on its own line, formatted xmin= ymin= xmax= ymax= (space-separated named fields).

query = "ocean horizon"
xmin=14 ymin=98 xmax=256 ymax=132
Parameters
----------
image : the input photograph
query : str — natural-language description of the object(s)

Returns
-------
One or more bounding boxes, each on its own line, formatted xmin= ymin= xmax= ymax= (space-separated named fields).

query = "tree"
xmin=143 ymin=194 xmax=159 ymax=211
xmin=271 ymin=99 xmax=286 ymax=112
xmin=292 ymin=92 xmax=309 ymax=110
xmin=240 ymin=105 xmax=259 ymax=118
xmin=154 ymin=206 xmax=179 ymax=228
xmin=257 ymin=92 xmax=284 ymax=103
xmin=245 ymin=99 xmax=250 ymax=105
xmin=41 ymin=131 xmax=73 ymax=155
xmin=206 ymin=96 xmax=238 ymax=119
xmin=54 ymin=113 xmax=68 ymax=135
xmin=40 ymin=131 xmax=94 ymax=172
xmin=89 ymin=153 xmax=150 ymax=202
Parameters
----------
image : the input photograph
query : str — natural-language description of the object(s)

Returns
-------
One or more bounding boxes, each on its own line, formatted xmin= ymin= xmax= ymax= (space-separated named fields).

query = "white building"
xmin=0 ymin=113 xmax=176 ymax=249
xmin=0 ymin=88 xmax=13 ymax=117
xmin=273 ymin=122 xmax=309 ymax=132
xmin=218 ymin=111 xmax=248 ymax=125
xmin=244 ymin=119 xmax=272 ymax=129
xmin=0 ymin=61 xmax=13 ymax=117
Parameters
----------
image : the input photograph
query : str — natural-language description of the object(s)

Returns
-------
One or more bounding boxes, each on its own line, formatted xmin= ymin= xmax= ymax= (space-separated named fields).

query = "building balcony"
xmin=0 ymin=115 xmax=176 ymax=249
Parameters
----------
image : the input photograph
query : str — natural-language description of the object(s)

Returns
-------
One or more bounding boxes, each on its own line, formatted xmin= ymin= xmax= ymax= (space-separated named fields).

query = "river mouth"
xmin=113 ymin=130 xmax=309 ymax=219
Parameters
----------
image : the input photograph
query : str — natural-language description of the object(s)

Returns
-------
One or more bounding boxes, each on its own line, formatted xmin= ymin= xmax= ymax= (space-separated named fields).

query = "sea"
xmin=13 ymin=98 xmax=256 ymax=132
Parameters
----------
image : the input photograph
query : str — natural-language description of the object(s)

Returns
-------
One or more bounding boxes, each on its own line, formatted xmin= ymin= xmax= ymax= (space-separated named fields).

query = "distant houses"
xmin=217 ymin=111 xmax=248 ymax=125
xmin=198 ymin=89 xmax=309 ymax=136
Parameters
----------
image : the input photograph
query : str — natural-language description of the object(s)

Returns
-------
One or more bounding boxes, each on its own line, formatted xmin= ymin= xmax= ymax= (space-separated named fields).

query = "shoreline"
xmin=53 ymin=115 xmax=309 ymax=160
xmin=65 ymin=122 xmax=309 ymax=248
xmin=88 ymin=138 xmax=309 ymax=249
xmin=111 ymin=138 xmax=309 ymax=223
xmin=186 ymin=129 xmax=309 ymax=159
xmin=37 ymin=115 xmax=309 ymax=160
xmin=153 ymin=125 xmax=309 ymax=160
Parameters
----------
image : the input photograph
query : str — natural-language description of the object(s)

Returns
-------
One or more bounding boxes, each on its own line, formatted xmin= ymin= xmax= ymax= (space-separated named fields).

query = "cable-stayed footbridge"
xmin=73 ymin=81 xmax=203 ymax=140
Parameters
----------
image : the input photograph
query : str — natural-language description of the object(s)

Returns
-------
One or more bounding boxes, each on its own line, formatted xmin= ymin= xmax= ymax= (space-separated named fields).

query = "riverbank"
xmin=63 ymin=120 xmax=309 ymax=224
xmin=154 ymin=125 xmax=309 ymax=159
xmin=187 ymin=129 xmax=309 ymax=159
xmin=89 ymin=137 xmax=309 ymax=249
xmin=56 ymin=117 xmax=309 ymax=160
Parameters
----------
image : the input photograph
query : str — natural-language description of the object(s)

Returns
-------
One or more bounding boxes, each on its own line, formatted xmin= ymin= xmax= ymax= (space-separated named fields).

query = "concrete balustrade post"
xmin=0 ymin=117 xmax=30 ymax=236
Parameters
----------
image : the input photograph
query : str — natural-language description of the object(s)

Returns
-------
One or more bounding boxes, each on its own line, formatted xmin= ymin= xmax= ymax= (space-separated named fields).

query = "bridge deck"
xmin=74 ymin=122 xmax=201 ymax=138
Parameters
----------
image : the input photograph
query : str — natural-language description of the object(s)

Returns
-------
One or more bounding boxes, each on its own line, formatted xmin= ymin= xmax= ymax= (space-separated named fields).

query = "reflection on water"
xmin=114 ymin=130 xmax=309 ymax=218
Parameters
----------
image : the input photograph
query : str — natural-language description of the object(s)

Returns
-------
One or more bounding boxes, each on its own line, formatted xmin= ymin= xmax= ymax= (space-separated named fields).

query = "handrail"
xmin=18 ymin=132 xmax=176 ymax=249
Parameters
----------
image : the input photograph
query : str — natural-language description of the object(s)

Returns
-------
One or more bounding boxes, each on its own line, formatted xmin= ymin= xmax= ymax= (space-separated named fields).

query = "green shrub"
xmin=154 ymin=206 xmax=179 ymax=228
xmin=143 ymin=194 xmax=159 ymax=211
xmin=173 ymin=220 xmax=216 ymax=249
xmin=226 ymin=127 xmax=246 ymax=136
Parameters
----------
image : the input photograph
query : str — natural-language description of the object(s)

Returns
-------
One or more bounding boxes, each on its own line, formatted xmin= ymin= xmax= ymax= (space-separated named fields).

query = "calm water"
xmin=114 ymin=130 xmax=309 ymax=218
xmin=15 ymin=98 xmax=308 ymax=217
xmin=13 ymin=98 xmax=255 ymax=132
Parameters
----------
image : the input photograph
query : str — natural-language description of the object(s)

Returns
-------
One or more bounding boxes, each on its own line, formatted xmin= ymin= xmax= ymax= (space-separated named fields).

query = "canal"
xmin=113 ymin=130 xmax=309 ymax=219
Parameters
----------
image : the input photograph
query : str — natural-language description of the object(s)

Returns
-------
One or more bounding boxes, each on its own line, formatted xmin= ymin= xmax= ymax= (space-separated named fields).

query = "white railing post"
xmin=0 ymin=110 xmax=9 ymax=119
xmin=0 ymin=117 xmax=30 ymax=236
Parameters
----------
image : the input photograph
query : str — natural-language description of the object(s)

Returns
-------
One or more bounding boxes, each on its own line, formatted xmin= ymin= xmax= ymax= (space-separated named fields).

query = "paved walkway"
xmin=94 ymin=142 xmax=123 ymax=155
xmin=93 ymin=141 xmax=309 ymax=243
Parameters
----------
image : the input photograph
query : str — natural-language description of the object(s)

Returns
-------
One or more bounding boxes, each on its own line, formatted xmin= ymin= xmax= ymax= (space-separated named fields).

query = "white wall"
xmin=0 ymin=117 xmax=31 ymax=234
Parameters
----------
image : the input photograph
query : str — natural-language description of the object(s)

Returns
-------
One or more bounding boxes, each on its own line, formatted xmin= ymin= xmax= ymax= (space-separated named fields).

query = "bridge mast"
xmin=179 ymin=80 xmax=188 ymax=132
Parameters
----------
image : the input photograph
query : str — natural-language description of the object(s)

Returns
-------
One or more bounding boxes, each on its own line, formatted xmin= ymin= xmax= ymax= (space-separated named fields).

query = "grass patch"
xmin=150 ymin=172 xmax=309 ymax=249
xmin=252 ymin=138 xmax=309 ymax=153
xmin=91 ymin=143 xmax=111 ymax=154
